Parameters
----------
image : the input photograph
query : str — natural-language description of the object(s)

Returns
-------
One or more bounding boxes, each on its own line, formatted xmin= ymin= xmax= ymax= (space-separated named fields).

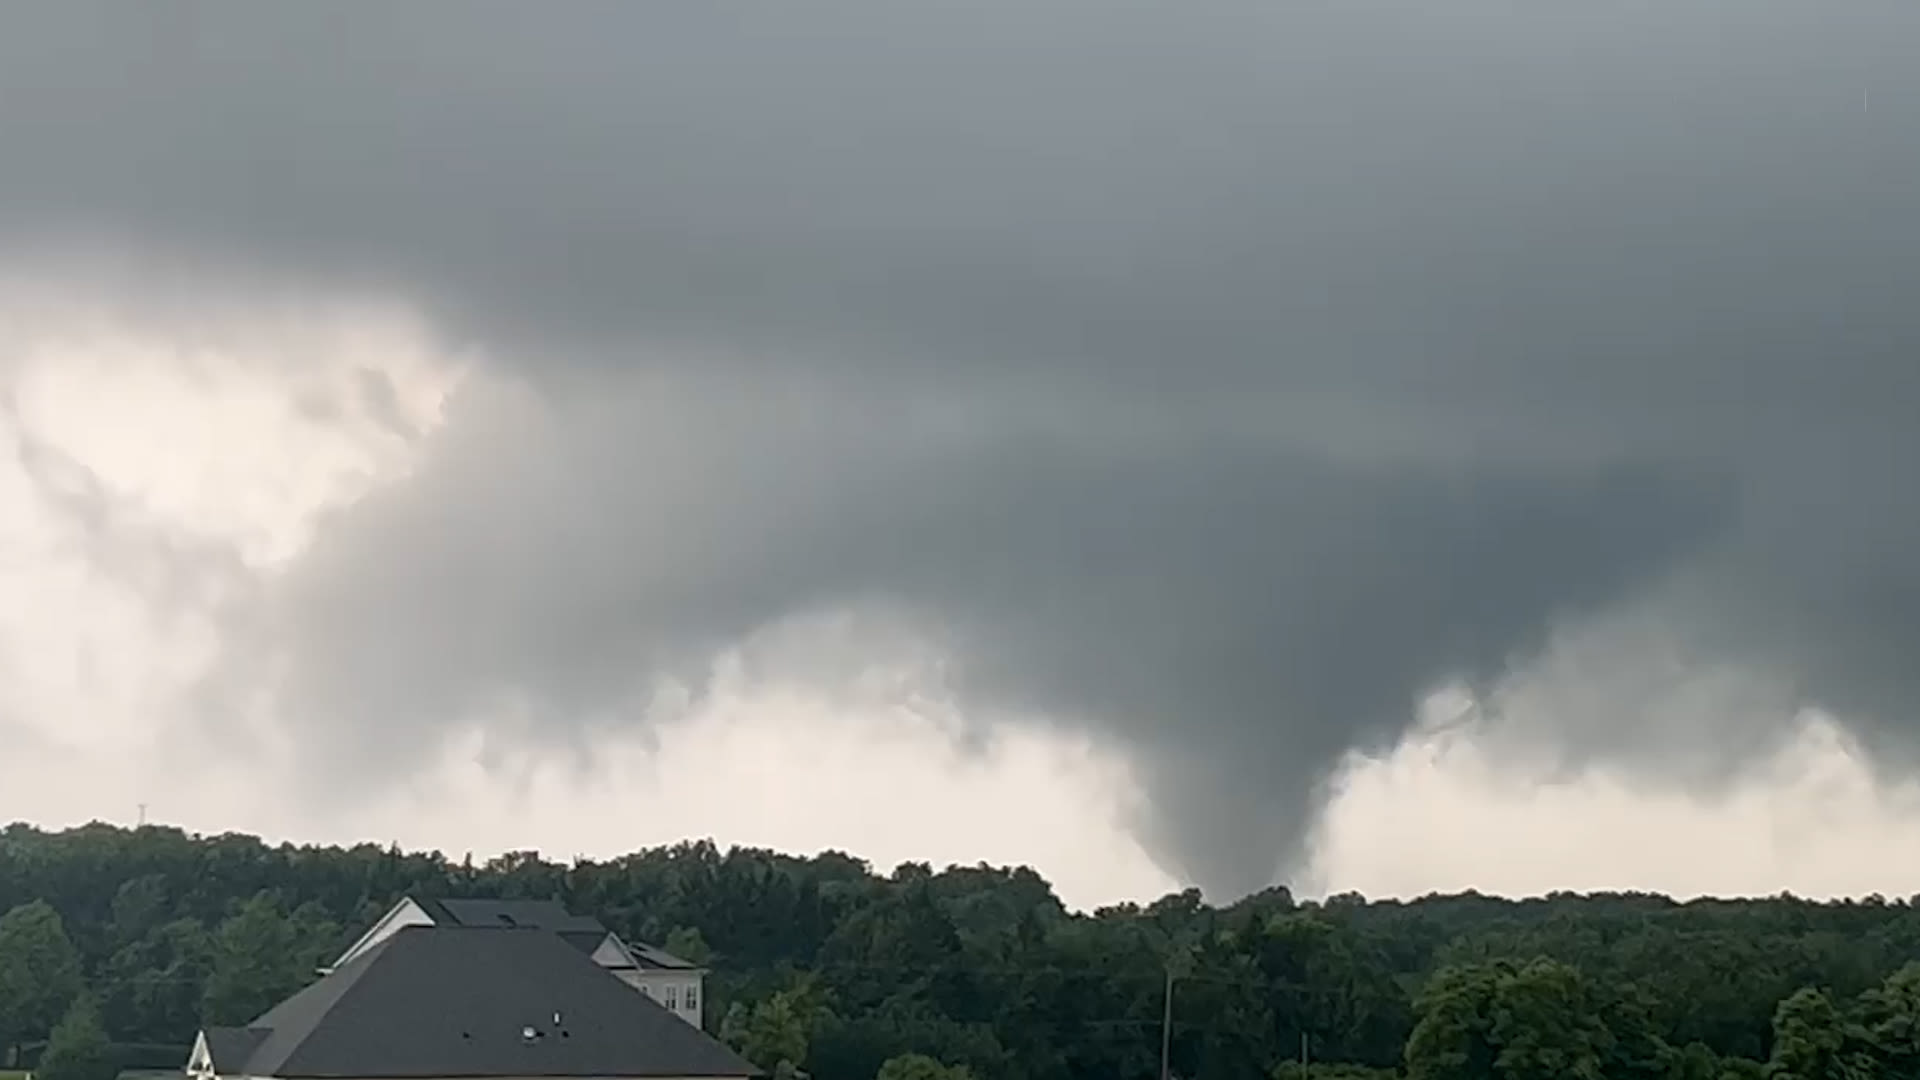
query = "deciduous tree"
xmin=0 ymin=900 xmax=83 ymax=1064
xmin=36 ymin=997 xmax=115 ymax=1080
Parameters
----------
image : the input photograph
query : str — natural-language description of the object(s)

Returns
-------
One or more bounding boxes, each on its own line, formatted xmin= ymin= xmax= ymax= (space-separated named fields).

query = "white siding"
xmin=623 ymin=970 xmax=706 ymax=1028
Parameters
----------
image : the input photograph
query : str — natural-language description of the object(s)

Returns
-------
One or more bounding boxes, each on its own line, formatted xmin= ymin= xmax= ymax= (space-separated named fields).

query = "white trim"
xmin=330 ymin=897 xmax=433 ymax=969
xmin=589 ymin=933 xmax=638 ymax=970
xmin=187 ymin=1031 xmax=212 ymax=1077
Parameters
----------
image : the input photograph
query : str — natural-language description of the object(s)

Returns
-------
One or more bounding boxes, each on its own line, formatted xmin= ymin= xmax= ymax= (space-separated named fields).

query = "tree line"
xmin=1 ymin=822 xmax=1917 ymax=1080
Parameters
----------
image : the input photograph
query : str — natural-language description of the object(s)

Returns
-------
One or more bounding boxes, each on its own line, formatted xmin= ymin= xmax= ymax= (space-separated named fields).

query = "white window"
xmin=664 ymin=984 xmax=678 ymax=1010
xmin=685 ymin=983 xmax=699 ymax=1013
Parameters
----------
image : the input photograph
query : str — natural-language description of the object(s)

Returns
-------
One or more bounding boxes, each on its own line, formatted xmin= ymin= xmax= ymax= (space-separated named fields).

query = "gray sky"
xmin=3 ymin=1 xmax=1920 ymax=900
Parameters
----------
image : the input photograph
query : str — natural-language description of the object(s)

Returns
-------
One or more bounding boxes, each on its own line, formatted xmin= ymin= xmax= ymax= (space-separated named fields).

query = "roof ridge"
xmin=410 ymin=896 xmax=609 ymax=934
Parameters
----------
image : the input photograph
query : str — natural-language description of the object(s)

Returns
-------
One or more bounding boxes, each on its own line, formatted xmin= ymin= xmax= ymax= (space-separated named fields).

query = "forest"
xmin=0 ymin=822 xmax=1915 ymax=1080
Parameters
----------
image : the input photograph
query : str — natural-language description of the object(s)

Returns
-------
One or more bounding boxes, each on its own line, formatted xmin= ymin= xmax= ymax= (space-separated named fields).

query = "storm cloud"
xmin=4 ymin=1 xmax=1919 ymax=895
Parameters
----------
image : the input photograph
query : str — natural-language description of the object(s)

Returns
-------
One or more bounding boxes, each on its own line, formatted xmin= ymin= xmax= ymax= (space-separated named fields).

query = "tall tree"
xmin=35 ymin=997 xmax=115 ymax=1080
xmin=10 ymin=823 xmax=1920 ymax=1080
xmin=1404 ymin=960 xmax=1611 ymax=1080
xmin=665 ymin=926 xmax=714 ymax=966
xmin=1487 ymin=959 xmax=1610 ymax=1080
xmin=875 ymin=1053 xmax=977 ymax=1080
xmin=103 ymin=918 xmax=215 ymax=1044
xmin=0 ymin=900 xmax=84 ymax=1064
xmin=721 ymin=981 xmax=831 ymax=1077
xmin=201 ymin=894 xmax=313 ymax=1026
xmin=1854 ymin=962 xmax=1920 ymax=1078
xmin=1766 ymin=988 xmax=1869 ymax=1080
xmin=1405 ymin=963 xmax=1501 ymax=1080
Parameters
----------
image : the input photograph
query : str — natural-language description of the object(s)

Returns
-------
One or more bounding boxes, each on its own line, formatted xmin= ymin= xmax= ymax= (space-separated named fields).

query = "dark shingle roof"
xmin=219 ymin=926 xmax=756 ymax=1078
xmin=409 ymin=897 xmax=697 ymax=968
xmin=556 ymin=928 xmax=611 ymax=956
xmin=202 ymin=1027 xmax=268 ymax=1074
xmin=415 ymin=898 xmax=609 ymax=936
xmin=627 ymin=941 xmax=699 ymax=971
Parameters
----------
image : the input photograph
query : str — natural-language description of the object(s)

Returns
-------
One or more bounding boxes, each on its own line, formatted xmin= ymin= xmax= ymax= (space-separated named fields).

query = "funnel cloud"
xmin=3 ymin=1 xmax=1919 ymax=896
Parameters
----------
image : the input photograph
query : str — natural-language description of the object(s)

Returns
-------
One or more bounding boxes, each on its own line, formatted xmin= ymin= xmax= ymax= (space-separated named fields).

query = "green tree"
xmin=1405 ymin=963 xmax=1501 ymax=1080
xmin=0 ymin=900 xmax=83 ymax=1062
xmin=1488 ymin=959 xmax=1610 ymax=1080
xmin=19 ymin=821 xmax=1920 ymax=1080
xmin=665 ymin=925 xmax=714 ymax=966
xmin=875 ymin=1053 xmax=976 ymax=1080
xmin=720 ymin=982 xmax=830 ymax=1077
xmin=110 ymin=874 xmax=173 ymax=946
xmin=1405 ymin=959 xmax=1610 ymax=1080
xmin=1271 ymin=1066 xmax=1398 ymax=1080
xmin=1854 ymin=962 xmax=1920 ymax=1078
xmin=1489 ymin=957 xmax=1612 ymax=1076
xmin=35 ymin=997 xmax=115 ymax=1080
xmin=1669 ymin=1042 xmax=1723 ymax=1080
xmin=201 ymin=893 xmax=309 ymax=1025
xmin=1597 ymin=981 xmax=1679 ymax=1080
xmin=103 ymin=917 xmax=215 ymax=1044
xmin=1766 ymin=988 xmax=1869 ymax=1080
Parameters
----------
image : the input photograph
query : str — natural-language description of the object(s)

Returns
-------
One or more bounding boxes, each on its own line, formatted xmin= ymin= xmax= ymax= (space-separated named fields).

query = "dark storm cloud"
xmin=5 ymin=1 xmax=1920 ymax=894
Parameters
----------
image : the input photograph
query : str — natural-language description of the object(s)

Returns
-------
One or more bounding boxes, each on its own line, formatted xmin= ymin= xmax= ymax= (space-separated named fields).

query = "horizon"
xmin=10 ymin=815 xmax=1917 ymax=913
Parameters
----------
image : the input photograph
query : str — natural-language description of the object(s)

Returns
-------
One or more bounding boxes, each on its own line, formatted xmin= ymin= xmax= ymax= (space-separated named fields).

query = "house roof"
xmin=410 ymin=897 xmax=700 ymax=970
xmin=201 ymin=1028 xmax=267 ymax=1072
xmin=202 ymin=926 xmax=756 ymax=1079
xmin=557 ymin=928 xmax=612 ymax=957
xmin=414 ymin=897 xmax=610 ymax=936
xmin=626 ymin=940 xmax=699 ymax=971
xmin=582 ymin=936 xmax=698 ymax=973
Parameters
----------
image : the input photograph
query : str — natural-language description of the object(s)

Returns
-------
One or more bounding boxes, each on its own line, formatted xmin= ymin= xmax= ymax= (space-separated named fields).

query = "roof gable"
xmin=627 ymin=940 xmax=699 ymax=971
xmin=329 ymin=896 xmax=434 ymax=971
xmin=225 ymin=926 xmax=754 ymax=1078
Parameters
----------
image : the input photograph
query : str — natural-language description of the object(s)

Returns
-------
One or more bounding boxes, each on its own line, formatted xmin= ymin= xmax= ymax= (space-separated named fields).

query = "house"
xmin=191 ymin=924 xmax=757 ymax=1080
xmin=330 ymin=896 xmax=708 ymax=1027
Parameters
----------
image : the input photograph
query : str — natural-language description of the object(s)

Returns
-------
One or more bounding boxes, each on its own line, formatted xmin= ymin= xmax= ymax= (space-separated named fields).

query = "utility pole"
xmin=1300 ymin=1030 xmax=1309 ymax=1069
xmin=1159 ymin=966 xmax=1175 ymax=1080
xmin=137 ymin=803 xmax=147 ymax=828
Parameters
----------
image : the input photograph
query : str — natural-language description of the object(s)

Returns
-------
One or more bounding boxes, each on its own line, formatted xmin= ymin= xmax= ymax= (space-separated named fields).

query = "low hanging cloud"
xmin=4 ymin=1 xmax=1920 ymax=896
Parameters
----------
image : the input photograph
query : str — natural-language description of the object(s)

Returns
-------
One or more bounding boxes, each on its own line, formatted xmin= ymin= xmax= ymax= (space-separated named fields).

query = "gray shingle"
xmin=423 ymin=898 xmax=609 ymax=935
xmin=228 ymin=926 xmax=757 ymax=1078
xmin=202 ymin=1027 xmax=268 ymax=1074
xmin=626 ymin=941 xmax=699 ymax=971
xmin=408 ymin=897 xmax=691 ymax=969
xmin=556 ymin=928 xmax=613 ymax=957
